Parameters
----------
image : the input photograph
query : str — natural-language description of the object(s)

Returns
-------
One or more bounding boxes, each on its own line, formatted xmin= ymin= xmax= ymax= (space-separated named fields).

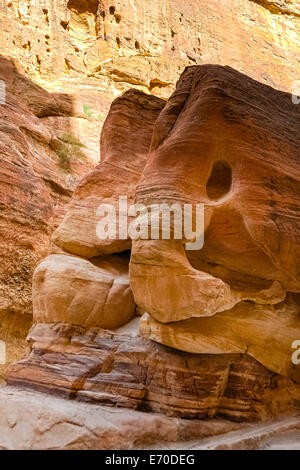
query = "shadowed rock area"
xmin=0 ymin=56 xmax=96 ymax=379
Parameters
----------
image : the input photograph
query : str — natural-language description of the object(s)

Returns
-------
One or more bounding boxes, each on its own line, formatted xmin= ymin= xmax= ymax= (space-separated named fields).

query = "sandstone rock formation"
xmin=130 ymin=64 xmax=300 ymax=388
xmin=27 ymin=89 xmax=164 ymax=332
xmin=52 ymin=89 xmax=165 ymax=258
xmin=1 ymin=0 xmax=299 ymax=102
xmin=1 ymin=0 xmax=299 ymax=382
xmin=0 ymin=56 xmax=95 ymax=379
xmin=7 ymin=65 xmax=300 ymax=422
xmin=33 ymin=253 xmax=135 ymax=329
xmin=7 ymin=321 xmax=300 ymax=422
xmin=140 ymin=298 xmax=299 ymax=383
xmin=0 ymin=0 xmax=299 ymax=165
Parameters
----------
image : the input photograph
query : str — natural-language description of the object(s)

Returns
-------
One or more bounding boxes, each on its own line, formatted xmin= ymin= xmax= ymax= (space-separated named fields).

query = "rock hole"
xmin=43 ymin=8 xmax=49 ymax=25
xmin=109 ymin=6 xmax=115 ymax=15
xmin=115 ymin=14 xmax=121 ymax=23
xmin=116 ymin=37 xmax=121 ymax=48
xmin=36 ymin=55 xmax=41 ymax=72
xmin=61 ymin=20 xmax=68 ymax=30
xmin=65 ymin=58 xmax=72 ymax=72
xmin=206 ymin=160 xmax=232 ymax=200
xmin=67 ymin=0 xmax=99 ymax=45
xmin=135 ymin=40 xmax=140 ymax=50
xmin=22 ymin=41 xmax=31 ymax=51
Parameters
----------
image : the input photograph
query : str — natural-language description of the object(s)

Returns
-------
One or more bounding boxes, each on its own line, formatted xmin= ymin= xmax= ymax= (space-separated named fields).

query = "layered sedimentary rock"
xmin=0 ymin=0 xmax=299 ymax=165
xmin=1 ymin=0 xmax=299 ymax=101
xmin=140 ymin=297 xmax=300 ymax=384
xmin=4 ymin=87 xmax=162 ymax=341
xmin=2 ymin=388 xmax=299 ymax=450
xmin=25 ymin=89 xmax=164 ymax=335
xmin=0 ymin=56 xmax=95 ymax=378
xmin=1 ymin=0 xmax=299 ymax=385
xmin=7 ymin=321 xmax=300 ymax=422
xmin=8 ymin=65 xmax=300 ymax=421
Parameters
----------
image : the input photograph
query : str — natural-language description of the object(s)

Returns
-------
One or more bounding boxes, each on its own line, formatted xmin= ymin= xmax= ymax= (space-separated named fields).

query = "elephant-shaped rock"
xmin=7 ymin=66 xmax=300 ymax=420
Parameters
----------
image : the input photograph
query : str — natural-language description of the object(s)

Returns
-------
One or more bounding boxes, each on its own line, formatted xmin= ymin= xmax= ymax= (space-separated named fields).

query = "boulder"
xmin=33 ymin=253 xmax=135 ymax=329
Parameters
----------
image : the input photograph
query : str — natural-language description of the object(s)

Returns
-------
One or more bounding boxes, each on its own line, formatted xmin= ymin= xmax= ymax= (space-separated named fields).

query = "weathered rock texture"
xmin=2 ymin=387 xmax=298 ymax=450
xmin=131 ymin=64 xmax=300 ymax=387
xmin=0 ymin=0 xmax=299 ymax=162
xmin=29 ymin=89 xmax=164 ymax=333
xmin=8 ymin=65 xmax=300 ymax=422
xmin=1 ymin=0 xmax=299 ymax=101
xmin=0 ymin=56 xmax=95 ymax=379
xmin=33 ymin=253 xmax=135 ymax=329
xmin=140 ymin=298 xmax=300 ymax=384
xmin=52 ymin=88 xmax=165 ymax=258
xmin=1 ymin=0 xmax=300 ymax=384
xmin=7 ymin=322 xmax=300 ymax=422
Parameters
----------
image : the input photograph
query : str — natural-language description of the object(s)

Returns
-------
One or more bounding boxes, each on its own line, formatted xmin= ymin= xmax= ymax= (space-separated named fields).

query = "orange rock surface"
xmin=0 ymin=56 xmax=95 ymax=377
xmin=8 ymin=66 xmax=300 ymax=420
xmin=1 ymin=0 xmax=300 ymax=435
xmin=1 ymin=0 xmax=299 ymax=100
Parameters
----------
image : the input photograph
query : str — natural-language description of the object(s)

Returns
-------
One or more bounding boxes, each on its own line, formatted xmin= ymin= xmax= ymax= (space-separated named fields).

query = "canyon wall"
xmin=0 ymin=56 xmax=96 ymax=380
xmin=0 ymin=0 xmax=299 ymax=405
xmin=1 ymin=0 xmax=299 ymax=105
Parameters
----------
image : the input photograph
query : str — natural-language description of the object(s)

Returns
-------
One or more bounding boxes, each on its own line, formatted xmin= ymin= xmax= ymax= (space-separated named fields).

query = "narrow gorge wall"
xmin=0 ymin=0 xmax=299 ymax=101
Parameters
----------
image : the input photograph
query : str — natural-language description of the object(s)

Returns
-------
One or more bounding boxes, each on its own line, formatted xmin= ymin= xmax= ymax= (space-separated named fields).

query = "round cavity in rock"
xmin=206 ymin=160 xmax=232 ymax=200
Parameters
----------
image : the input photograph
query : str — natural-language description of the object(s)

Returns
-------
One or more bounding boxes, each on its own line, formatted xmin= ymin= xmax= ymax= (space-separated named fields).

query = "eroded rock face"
xmin=33 ymin=253 xmax=135 ymax=329
xmin=7 ymin=322 xmax=300 ymax=422
xmin=1 ymin=0 xmax=299 ymax=102
xmin=27 ymin=89 xmax=164 ymax=332
xmin=7 ymin=65 xmax=300 ymax=421
xmin=139 ymin=298 xmax=300 ymax=384
xmin=0 ymin=57 xmax=95 ymax=378
xmin=130 ymin=65 xmax=300 ymax=385
xmin=3 ymin=387 xmax=298 ymax=450
xmin=52 ymin=89 xmax=165 ymax=258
